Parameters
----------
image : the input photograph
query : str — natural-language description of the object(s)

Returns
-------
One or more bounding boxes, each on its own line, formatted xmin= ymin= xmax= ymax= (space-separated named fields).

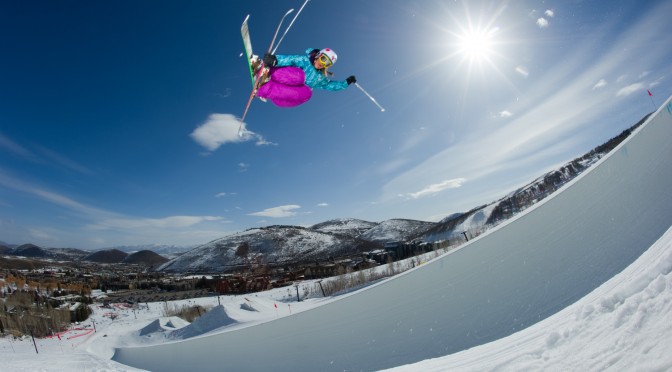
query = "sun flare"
xmin=457 ymin=27 xmax=498 ymax=62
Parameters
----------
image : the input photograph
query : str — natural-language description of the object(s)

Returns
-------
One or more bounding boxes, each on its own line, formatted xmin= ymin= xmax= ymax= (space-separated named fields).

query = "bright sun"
xmin=457 ymin=27 xmax=498 ymax=62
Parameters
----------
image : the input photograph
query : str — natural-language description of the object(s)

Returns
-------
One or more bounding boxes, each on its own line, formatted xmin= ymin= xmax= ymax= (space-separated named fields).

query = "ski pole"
xmin=272 ymin=0 xmax=310 ymax=54
xmin=354 ymin=82 xmax=385 ymax=112
xmin=268 ymin=8 xmax=295 ymax=56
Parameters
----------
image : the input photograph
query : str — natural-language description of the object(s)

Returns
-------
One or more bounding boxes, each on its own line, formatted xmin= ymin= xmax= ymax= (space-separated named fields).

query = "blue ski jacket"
xmin=275 ymin=48 xmax=349 ymax=91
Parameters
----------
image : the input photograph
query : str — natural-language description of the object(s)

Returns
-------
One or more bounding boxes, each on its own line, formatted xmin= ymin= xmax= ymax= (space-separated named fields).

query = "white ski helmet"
xmin=318 ymin=48 xmax=337 ymax=65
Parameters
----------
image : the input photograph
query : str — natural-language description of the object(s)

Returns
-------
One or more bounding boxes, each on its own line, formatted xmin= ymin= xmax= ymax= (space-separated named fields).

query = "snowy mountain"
xmin=310 ymin=218 xmax=378 ymax=238
xmin=83 ymin=249 xmax=128 ymax=263
xmin=158 ymin=224 xmax=380 ymax=274
xmin=0 ymin=244 xmax=11 ymax=255
xmin=122 ymin=250 xmax=170 ymax=267
xmin=156 ymin=124 xmax=633 ymax=275
xmin=9 ymin=243 xmax=46 ymax=257
xmin=2 ymin=115 xmax=645 ymax=275
xmin=359 ymin=218 xmax=436 ymax=243
xmin=420 ymin=158 xmax=602 ymax=243
xmin=104 ymin=244 xmax=197 ymax=257
xmin=0 ymin=241 xmax=189 ymax=261
xmin=44 ymin=247 xmax=91 ymax=261
xmin=2 ymin=243 xmax=90 ymax=261
xmin=0 ymin=240 xmax=17 ymax=249
xmin=420 ymin=119 xmax=646 ymax=243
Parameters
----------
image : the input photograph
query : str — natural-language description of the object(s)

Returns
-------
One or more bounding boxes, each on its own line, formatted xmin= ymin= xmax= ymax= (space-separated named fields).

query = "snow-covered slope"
xmin=359 ymin=218 xmax=435 ymax=243
xmin=158 ymin=225 xmax=375 ymax=273
xmin=421 ymin=122 xmax=644 ymax=243
xmin=114 ymin=98 xmax=672 ymax=371
xmin=310 ymin=218 xmax=378 ymax=238
xmin=159 ymin=218 xmax=434 ymax=274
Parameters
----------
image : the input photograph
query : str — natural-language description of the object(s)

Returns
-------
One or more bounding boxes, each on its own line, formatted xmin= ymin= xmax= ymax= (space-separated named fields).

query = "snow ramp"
xmin=169 ymin=305 xmax=237 ymax=339
xmin=113 ymin=97 xmax=672 ymax=372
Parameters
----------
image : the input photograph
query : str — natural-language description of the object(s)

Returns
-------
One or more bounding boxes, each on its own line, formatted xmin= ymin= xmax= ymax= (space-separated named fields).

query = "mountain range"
xmin=157 ymin=116 xmax=647 ymax=274
xmin=0 ymin=243 xmax=168 ymax=267
xmin=3 ymin=115 xmax=648 ymax=274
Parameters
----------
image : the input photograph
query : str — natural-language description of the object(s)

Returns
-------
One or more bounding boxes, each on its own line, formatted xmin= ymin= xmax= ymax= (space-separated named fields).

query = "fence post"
xmin=30 ymin=329 xmax=38 ymax=354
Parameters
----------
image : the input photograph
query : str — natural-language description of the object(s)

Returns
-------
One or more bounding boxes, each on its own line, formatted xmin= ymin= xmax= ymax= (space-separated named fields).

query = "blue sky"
xmin=1 ymin=0 xmax=671 ymax=249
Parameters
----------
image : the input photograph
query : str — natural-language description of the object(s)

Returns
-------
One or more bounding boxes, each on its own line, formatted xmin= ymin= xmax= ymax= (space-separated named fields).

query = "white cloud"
xmin=616 ymin=83 xmax=645 ymax=97
xmin=90 ymin=237 xmax=105 ymax=245
xmin=378 ymin=158 xmax=410 ymax=175
xmin=536 ymin=18 xmax=549 ymax=28
xmin=0 ymin=170 xmax=111 ymax=218
xmin=29 ymin=228 xmax=59 ymax=242
xmin=191 ymin=114 xmax=273 ymax=151
xmin=649 ymin=76 xmax=663 ymax=88
xmin=405 ymin=179 xmax=466 ymax=199
xmin=249 ymin=205 xmax=301 ymax=218
xmin=0 ymin=169 xmax=235 ymax=248
xmin=317 ymin=203 xmax=329 ymax=207
xmin=254 ymin=138 xmax=278 ymax=146
xmin=35 ymin=145 xmax=94 ymax=175
xmin=592 ymin=79 xmax=607 ymax=90
xmin=499 ymin=111 xmax=513 ymax=118
xmin=545 ymin=9 xmax=554 ymax=18
xmin=638 ymin=71 xmax=650 ymax=79
xmin=0 ymin=132 xmax=36 ymax=160
xmin=238 ymin=162 xmax=250 ymax=172
xmin=515 ymin=66 xmax=529 ymax=77
xmin=91 ymin=216 xmax=224 ymax=230
xmin=190 ymin=114 xmax=244 ymax=151
xmin=215 ymin=192 xmax=236 ymax=198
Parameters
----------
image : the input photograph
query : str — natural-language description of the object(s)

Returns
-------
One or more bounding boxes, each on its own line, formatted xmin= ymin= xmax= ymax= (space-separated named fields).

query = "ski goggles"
xmin=317 ymin=53 xmax=333 ymax=68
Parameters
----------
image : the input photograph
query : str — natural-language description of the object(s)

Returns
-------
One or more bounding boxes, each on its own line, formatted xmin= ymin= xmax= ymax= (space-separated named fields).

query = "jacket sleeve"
xmin=274 ymin=54 xmax=310 ymax=68
xmin=316 ymin=79 xmax=349 ymax=91
xmin=275 ymin=48 xmax=317 ymax=70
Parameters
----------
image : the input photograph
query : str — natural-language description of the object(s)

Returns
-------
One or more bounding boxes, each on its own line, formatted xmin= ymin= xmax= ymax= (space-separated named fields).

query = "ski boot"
xmin=250 ymin=54 xmax=262 ymax=75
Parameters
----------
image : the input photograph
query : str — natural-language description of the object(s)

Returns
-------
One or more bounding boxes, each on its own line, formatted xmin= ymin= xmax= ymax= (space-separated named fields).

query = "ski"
xmin=241 ymin=15 xmax=255 ymax=88
xmin=238 ymin=9 xmax=295 ymax=137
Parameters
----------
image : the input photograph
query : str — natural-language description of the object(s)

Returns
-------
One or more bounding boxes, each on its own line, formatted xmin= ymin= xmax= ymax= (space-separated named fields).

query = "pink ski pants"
xmin=257 ymin=67 xmax=312 ymax=107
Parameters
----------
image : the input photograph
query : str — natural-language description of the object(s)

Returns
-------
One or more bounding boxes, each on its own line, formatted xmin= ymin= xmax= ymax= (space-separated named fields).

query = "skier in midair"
xmin=252 ymin=48 xmax=357 ymax=107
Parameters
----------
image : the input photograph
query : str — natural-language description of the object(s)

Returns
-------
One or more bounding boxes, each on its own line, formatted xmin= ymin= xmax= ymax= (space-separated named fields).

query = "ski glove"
xmin=346 ymin=75 xmax=357 ymax=85
xmin=263 ymin=53 xmax=277 ymax=67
